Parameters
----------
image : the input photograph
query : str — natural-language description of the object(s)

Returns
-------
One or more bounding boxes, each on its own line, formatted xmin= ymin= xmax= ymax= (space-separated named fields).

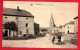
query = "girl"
xmin=61 ymin=35 xmax=65 ymax=44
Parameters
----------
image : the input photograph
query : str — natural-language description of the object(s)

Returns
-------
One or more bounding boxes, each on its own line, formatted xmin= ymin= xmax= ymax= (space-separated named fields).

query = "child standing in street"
xmin=61 ymin=35 xmax=65 ymax=44
xmin=54 ymin=35 xmax=58 ymax=44
xmin=52 ymin=35 xmax=55 ymax=44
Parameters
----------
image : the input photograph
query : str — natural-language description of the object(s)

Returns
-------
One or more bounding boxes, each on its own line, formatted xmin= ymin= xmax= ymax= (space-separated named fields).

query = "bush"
xmin=22 ymin=34 xmax=36 ymax=39
xmin=3 ymin=34 xmax=36 ymax=40
xmin=37 ymin=33 xmax=46 ymax=37
xmin=71 ymin=37 xmax=77 ymax=45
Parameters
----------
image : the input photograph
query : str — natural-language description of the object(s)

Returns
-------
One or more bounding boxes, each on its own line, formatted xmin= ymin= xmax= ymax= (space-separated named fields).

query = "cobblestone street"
xmin=2 ymin=34 xmax=77 ymax=48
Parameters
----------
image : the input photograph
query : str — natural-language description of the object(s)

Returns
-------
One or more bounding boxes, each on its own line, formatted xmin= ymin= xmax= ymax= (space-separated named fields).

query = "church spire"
xmin=51 ymin=12 xmax=53 ymax=18
xmin=50 ymin=12 xmax=55 ymax=27
xmin=49 ymin=12 xmax=56 ymax=34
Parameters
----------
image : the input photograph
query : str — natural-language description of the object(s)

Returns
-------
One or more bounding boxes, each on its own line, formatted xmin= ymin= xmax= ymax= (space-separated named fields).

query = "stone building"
xmin=34 ymin=23 xmax=40 ymax=36
xmin=3 ymin=7 xmax=35 ymax=38
xmin=74 ymin=16 xmax=78 ymax=34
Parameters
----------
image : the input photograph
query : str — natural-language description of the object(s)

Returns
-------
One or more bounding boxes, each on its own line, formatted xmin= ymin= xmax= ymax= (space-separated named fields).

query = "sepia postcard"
xmin=2 ymin=1 xmax=78 ymax=49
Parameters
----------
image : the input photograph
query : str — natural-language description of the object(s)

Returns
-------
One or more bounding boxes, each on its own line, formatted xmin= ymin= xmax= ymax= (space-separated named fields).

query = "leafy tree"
xmin=3 ymin=21 xmax=18 ymax=38
xmin=4 ymin=21 xmax=18 ymax=31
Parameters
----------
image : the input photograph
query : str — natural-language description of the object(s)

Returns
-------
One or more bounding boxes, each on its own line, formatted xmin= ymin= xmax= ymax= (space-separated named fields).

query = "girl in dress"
xmin=54 ymin=35 xmax=58 ymax=44
xmin=61 ymin=35 xmax=65 ymax=44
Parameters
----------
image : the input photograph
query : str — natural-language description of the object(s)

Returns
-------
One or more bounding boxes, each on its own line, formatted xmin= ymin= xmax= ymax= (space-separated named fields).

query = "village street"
xmin=2 ymin=34 xmax=77 ymax=48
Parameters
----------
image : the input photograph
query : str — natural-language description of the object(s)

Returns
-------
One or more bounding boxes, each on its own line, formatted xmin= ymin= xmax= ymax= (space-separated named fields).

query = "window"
xmin=5 ymin=17 xmax=7 ymax=18
xmin=26 ymin=18 xmax=28 ymax=19
xmin=26 ymin=23 xmax=28 ymax=27
xmin=67 ymin=27 xmax=69 ymax=28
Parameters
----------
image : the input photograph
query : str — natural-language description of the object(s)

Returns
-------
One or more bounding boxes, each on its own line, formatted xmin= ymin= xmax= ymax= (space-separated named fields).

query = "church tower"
xmin=49 ymin=13 xmax=55 ymax=35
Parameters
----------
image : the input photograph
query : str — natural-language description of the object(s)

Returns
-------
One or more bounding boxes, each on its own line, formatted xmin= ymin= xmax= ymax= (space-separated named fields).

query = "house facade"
xmin=58 ymin=25 xmax=65 ymax=33
xmin=74 ymin=16 xmax=78 ymax=34
xmin=52 ymin=26 xmax=58 ymax=34
xmin=3 ymin=7 xmax=34 ymax=38
xmin=58 ymin=21 xmax=74 ymax=34
xmin=64 ymin=21 xmax=74 ymax=34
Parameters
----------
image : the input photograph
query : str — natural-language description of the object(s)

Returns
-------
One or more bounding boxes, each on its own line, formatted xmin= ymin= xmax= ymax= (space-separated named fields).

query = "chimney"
xmin=17 ymin=6 xmax=20 ymax=11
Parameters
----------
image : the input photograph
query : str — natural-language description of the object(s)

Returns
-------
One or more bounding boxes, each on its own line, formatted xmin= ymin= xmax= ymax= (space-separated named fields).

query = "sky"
xmin=3 ymin=1 xmax=78 ymax=27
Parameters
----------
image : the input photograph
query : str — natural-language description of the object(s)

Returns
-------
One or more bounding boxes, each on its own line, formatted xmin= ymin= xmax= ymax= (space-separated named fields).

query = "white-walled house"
xmin=52 ymin=26 xmax=58 ymax=34
xmin=3 ymin=7 xmax=35 ymax=38
xmin=74 ymin=16 xmax=78 ymax=34
xmin=58 ymin=25 xmax=65 ymax=33
xmin=58 ymin=21 xmax=75 ymax=34
xmin=64 ymin=21 xmax=74 ymax=34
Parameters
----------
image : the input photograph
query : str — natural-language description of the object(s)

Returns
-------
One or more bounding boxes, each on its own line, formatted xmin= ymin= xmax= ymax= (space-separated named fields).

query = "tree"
xmin=3 ymin=21 xmax=18 ymax=38
xmin=3 ymin=22 xmax=10 ymax=29
xmin=4 ymin=21 xmax=18 ymax=31
xmin=9 ymin=21 xmax=18 ymax=31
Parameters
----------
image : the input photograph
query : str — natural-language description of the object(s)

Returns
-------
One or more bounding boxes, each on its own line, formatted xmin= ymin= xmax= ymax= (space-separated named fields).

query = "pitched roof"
xmin=64 ymin=21 xmax=74 ymax=26
xmin=68 ymin=21 xmax=74 ymax=24
xmin=74 ymin=16 xmax=78 ymax=19
xmin=3 ymin=8 xmax=34 ymax=18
